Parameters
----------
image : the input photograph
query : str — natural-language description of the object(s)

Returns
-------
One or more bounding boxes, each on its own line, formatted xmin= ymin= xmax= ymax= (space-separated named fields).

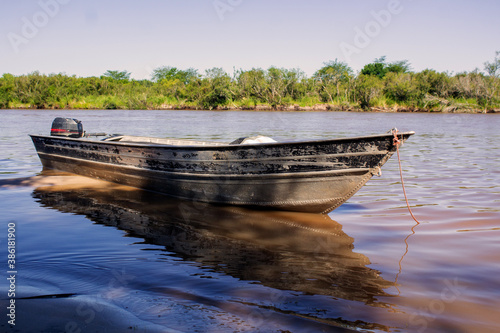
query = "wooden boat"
xmin=30 ymin=118 xmax=414 ymax=214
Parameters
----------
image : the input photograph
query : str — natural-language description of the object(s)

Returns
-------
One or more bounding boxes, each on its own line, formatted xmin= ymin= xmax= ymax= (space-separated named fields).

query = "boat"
xmin=30 ymin=117 xmax=414 ymax=214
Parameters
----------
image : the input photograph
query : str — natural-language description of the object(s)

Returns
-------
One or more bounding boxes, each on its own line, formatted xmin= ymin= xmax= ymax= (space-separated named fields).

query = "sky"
xmin=1 ymin=0 xmax=499 ymax=80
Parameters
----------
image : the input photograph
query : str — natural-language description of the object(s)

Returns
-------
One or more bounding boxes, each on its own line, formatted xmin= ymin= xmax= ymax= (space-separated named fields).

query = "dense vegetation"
xmin=1 ymin=54 xmax=499 ymax=112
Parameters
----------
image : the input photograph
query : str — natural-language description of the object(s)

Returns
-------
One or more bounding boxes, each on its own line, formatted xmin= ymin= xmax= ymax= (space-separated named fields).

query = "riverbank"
xmin=2 ymin=104 xmax=498 ymax=113
xmin=2 ymin=65 xmax=499 ymax=113
xmin=206 ymin=104 xmax=499 ymax=113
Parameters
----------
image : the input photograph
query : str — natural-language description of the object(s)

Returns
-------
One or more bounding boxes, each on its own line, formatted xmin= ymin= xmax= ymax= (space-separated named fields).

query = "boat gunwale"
xmin=29 ymin=131 xmax=415 ymax=151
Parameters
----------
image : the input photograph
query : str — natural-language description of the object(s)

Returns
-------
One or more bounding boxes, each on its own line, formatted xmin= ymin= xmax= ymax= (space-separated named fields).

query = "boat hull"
xmin=30 ymin=132 xmax=413 ymax=213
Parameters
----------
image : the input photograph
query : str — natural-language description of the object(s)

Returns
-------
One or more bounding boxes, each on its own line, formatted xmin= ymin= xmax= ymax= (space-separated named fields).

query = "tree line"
xmin=1 ymin=54 xmax=499 ymax=112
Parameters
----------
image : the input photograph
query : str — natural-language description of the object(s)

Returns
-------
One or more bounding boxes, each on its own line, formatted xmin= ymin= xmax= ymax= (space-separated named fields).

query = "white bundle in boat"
xmin=231 ymin=135 xmax=277 ymax=145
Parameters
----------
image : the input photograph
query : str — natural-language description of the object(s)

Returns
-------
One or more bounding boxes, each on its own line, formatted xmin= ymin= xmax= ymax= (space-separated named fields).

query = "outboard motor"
xmin=50 ymin=117 xmax=84 ymax=138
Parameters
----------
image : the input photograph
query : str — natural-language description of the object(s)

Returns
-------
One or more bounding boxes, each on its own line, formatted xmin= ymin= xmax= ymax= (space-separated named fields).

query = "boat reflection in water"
xmin=32 ymin=174 xmax=395 ymax=308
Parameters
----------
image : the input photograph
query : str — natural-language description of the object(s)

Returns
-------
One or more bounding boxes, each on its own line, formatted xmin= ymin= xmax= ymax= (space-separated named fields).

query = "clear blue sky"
xmin=1 ymin=0 xmax=499 ymax=79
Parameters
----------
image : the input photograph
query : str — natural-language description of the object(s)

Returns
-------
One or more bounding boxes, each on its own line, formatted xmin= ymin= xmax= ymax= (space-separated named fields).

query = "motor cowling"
xmin=50 ymin=117 xmax=84 ymax=138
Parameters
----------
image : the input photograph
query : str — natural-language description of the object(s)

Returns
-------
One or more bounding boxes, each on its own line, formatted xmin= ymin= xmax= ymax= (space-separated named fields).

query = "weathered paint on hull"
xmin=30 ymin=132 xmax=414 ymax=213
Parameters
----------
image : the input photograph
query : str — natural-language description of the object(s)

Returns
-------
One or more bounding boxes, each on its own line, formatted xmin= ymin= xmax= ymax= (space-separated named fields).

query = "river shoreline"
xmin=2 ymin=104 xmax=498 ymax=113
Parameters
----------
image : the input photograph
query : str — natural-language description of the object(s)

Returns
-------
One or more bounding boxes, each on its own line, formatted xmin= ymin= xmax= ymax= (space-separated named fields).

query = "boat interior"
xmin=101 ymin=135 xmax=277 ymax=146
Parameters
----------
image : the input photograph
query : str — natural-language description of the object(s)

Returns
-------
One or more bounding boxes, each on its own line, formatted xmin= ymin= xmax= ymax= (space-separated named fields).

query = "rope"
xmin=391 ymin=128 xmax=421 ymax=295
xmin=392 ymin=129 xmax=421 ymax=224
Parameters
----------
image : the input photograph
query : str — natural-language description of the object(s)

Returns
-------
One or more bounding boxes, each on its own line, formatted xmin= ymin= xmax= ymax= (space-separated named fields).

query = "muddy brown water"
xmin=0 ymin=110 xmax=499 ymax=332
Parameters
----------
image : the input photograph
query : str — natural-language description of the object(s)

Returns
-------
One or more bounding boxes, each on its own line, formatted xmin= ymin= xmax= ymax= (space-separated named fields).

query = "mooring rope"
xmin=391 ymin=128 xmax=421 ymax=295
xmin=392 ymin=129 xmax=421 ymax=224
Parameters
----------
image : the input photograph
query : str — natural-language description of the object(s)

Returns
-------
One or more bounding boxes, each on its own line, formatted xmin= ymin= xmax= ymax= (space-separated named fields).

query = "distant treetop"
xmin=361 ymin=56 xmax=412 ymax=78
xmin=151 ymin=66 xmax=199 ymax=84
xmin=102 ymin=70 xmax=131 ymax=81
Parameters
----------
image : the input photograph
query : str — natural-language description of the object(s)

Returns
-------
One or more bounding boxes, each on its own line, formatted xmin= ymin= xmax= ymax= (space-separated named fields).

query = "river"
xmin=0 ymin=110 xmax=499 ymax=332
